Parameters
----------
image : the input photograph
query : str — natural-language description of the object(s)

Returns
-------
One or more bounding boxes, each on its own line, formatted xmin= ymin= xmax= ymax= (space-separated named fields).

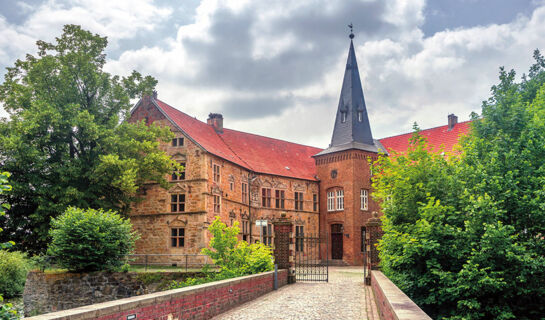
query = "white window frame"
xmin=361 ymin=189 xmax=368 ymax=211
xmin=336 ymin=189 xmax=344 ymax=210
xmin=327 ymin=191 xmax=335 ymax=212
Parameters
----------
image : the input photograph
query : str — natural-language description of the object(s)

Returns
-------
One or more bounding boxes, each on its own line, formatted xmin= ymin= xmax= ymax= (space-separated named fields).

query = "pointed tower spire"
xmin=315 ymin=27 xmax=385 ymax=156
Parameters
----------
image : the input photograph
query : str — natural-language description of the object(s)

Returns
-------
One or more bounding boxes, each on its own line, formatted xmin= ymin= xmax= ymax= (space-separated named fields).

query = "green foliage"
xmin=170 ymin=217 xmax=274 ymax=289
xmin=47 ymin=207 xmax=139 ymax=272
xmin=0 ymin=296 xmax=19 ymax=320
xmin=0 ymin=251 xmax=31 ymax=299
xmin=374 ymin=50 xmax=545 ymax=320
xmin=0 ymin=25 xmax=177 ymax=254
xmin=0 ymin=173 xmax=14 ymax=250
xmin=202 ymin=217 xmax=274 ymax=275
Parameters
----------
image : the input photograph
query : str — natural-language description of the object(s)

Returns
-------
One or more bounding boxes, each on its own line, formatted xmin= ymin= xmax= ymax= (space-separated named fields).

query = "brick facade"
xmin=315 ymin=150 xmax=381 ymax=265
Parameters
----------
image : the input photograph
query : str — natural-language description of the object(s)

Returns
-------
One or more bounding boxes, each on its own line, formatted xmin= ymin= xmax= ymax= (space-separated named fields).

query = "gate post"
xmin=273 ymin=213 xmax=295 ymax=283
xmin=365 ymin=211 xmax=383 ymax=285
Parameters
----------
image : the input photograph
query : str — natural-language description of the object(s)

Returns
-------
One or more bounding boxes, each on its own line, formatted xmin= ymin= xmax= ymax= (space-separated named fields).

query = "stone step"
xmin=326 ymin=259 xmax=349 ymax=266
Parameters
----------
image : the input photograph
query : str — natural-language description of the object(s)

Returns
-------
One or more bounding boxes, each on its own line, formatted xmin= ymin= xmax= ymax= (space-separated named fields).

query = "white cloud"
xmin=2 ymin=0 xmax=545 ymax=146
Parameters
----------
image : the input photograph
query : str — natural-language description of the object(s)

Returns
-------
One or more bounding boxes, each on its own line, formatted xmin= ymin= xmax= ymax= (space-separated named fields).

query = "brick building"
xmin=128 ymin=34 xmax=470 ymax=266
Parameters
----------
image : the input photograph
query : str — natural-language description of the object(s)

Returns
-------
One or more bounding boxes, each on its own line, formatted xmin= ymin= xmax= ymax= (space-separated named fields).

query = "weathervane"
xmin=348 ymin=23 xmax=354 ymax=39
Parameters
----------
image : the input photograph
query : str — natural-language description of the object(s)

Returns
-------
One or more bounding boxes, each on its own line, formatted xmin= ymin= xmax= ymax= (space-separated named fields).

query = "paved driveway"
xmin=212 ymin=267 xmax=379 ymax=320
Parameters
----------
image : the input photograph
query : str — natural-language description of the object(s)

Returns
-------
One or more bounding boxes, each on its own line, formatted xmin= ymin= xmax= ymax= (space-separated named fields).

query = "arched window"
xmin=341 ymin=111 xmax=347 ymax=123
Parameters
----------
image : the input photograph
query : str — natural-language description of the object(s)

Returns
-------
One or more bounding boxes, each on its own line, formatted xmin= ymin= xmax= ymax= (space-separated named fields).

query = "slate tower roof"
xmin=314 ymin=32 xmax=386 ymax=156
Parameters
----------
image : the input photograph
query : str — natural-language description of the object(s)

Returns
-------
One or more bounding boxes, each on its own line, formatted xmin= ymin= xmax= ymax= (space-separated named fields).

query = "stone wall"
xmin=370 ymin=271 xmax=432 ymax=320
xmin=25 ymin=270 xmax=288 ymax=320
xmin=23 ymin=271 xmax=199 ymax=317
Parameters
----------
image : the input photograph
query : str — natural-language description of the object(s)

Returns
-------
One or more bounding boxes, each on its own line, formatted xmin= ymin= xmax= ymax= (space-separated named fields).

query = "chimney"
xmin=207 ymin=113 xmax=223 ymax=133
xmin=152 ymin=90 xmax=158 ymax=99
xmin=448 ymin=114 xmax=458 ymax=131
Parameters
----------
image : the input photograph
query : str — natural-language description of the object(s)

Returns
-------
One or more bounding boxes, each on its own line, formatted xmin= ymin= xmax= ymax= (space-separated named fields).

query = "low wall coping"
xmin=372 ymin=271 xmax=432 ymax=320
xmin=26 ymin=270 xmax=285 ymax=320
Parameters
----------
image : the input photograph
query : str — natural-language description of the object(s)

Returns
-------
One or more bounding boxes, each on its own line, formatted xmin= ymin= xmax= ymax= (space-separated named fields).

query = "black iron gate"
xmin=294 ymin=232 xmax=328 ymax=282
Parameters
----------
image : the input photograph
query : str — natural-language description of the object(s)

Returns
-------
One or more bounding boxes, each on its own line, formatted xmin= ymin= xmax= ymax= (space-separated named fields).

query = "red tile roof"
xmin=154 ymin=98 xmax=471 ymax=180
xmin=155 ymin=99 xmax=322 ymax=181
xmin=379 ymin=120 xmax=472 ymax=155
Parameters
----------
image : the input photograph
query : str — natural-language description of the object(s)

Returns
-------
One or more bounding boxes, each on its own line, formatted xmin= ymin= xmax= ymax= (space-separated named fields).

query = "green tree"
xmin=374 ymin=50 xmax=545 ymax=320
xmin=0 ymin=25 xmax=178 ymax=253
xmin=48 ymin=207 xmax=138 ymax=272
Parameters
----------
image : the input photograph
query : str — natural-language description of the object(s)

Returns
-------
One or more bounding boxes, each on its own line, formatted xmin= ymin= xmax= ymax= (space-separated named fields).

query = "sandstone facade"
xmin=129 ymin=98 xmax=319 ymax=261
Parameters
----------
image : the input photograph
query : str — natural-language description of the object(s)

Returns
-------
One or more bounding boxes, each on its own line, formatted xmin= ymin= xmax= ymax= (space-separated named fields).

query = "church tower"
xmin=314 ymin=29 xmax=386 ymax=265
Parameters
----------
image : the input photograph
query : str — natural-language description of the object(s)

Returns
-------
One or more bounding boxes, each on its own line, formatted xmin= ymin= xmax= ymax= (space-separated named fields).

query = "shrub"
xmin=170 ymin=217 xmax=274 ymax=290
xmin=202 ymin=217 xmax=274 ymax=275
xmin=48 ymin=207 xmax=139 ymax=272
xmin=0 ymin=296 xmax=19 ymax=320
xmin=0 ymin=250 xmax=31 ymax=299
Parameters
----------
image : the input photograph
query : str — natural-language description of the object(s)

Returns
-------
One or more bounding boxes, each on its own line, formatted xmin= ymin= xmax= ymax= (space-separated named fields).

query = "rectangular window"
xmin=275 ymin=190 xmax=285 ymax=209
xmin=229 ymin=181 xmax=234 ymax=191
xmin=294 ymin=192 xmax=303 ymax=211
xmin=213 ymin=164 xmax=221 ymax=183
xmin=336 ymin=189 xmax=344 ymax=210
xmin=358 ymin=111 xmax=363 ymax=122
xmin=242 ymin=219 xmax=250 ymax=242
xmin=242 ymin=183 xmax=248 ymax=204
xmin=313 ymin=193 xmax=318 ymax=212
xmin=213 ymin=195 xmax=221 ymax=213
xmin=327 ymin=191 xmax=335 ymax=212
xmin=295 ymin=226 xmax=304 ymax=252
xmin=171 ymin=162 xmax=186 ymax=181
xmin=262 ymin=224 xmax=273 ymax=246
xmin=262 ymin=188 xmax=272 ymax=207
xmin=171 ymin=228 xmax=185 ymax=247
xmin=361 ymin=189 xmax=368 ymax=211
xmin=170 ymin=194 xmax=185 ymax=212
xmin=171 ymin=137 xmax=184 ymax=147
xmin=361 ymin=227 xmax=366 ymax=253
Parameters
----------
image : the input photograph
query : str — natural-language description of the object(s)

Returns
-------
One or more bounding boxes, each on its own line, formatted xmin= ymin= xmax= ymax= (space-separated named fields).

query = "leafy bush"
xmin=0 ymin=296 xmax=19 ymax=320
xmin=47 ymin=207 xmax=139 ymax=272
xmin=170 ymin=217 xmax=273 ymax=289
xmin=202 ymin=217 xmax=274 ymax=275
xmin=0 ymin=251 xmax=31 ymax=299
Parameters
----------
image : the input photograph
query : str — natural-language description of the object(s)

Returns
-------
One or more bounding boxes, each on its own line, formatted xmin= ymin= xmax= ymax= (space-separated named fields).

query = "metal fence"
xmin=37 ymin=254 xmax=216 ymax=272
xmin=126 ymin=254 xmax=215 ymax=272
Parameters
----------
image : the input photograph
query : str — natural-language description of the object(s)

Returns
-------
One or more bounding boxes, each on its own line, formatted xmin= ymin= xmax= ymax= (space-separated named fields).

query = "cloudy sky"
xmin=1 ymin=0 xmax=544 ymax=148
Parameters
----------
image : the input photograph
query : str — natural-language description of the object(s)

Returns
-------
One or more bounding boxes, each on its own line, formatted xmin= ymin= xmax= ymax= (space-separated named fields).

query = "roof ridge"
xmin=223 ymin=127 xmax=322 ymax=151
xmin=379 ymin=119 xmax=472 ymax=140
xmin=157 ymin=98 xmax=322 ymax=151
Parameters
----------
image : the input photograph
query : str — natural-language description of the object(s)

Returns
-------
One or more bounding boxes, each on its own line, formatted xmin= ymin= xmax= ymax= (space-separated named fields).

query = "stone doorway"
xmin=331 ymin=224 xmax=343 ymax=260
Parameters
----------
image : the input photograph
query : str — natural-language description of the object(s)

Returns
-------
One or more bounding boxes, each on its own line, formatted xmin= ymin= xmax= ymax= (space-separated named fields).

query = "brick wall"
xmin=370 ymin=271 xmax=431 ymax=320
xmin=315 ymin=150 xmax=382 ymax=265
xmin=26 ymin=270 xmax=288 ymax=320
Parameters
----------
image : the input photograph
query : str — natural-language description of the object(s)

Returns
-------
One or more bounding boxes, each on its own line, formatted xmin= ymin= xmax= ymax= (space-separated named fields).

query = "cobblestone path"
xmin=212 ymin=267 xmax=379 ymax=320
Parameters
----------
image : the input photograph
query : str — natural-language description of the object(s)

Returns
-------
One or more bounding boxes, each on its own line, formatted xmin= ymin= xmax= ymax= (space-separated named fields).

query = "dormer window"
xmin=341 ymin=111 xmax=347 ymax=123
xmin=358 ymin=111 xmax=363 ymax=122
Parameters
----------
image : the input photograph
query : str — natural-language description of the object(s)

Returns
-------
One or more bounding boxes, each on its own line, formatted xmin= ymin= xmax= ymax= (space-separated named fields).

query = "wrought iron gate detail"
xmin=294 ymin=233 xmax=328 ymax=282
